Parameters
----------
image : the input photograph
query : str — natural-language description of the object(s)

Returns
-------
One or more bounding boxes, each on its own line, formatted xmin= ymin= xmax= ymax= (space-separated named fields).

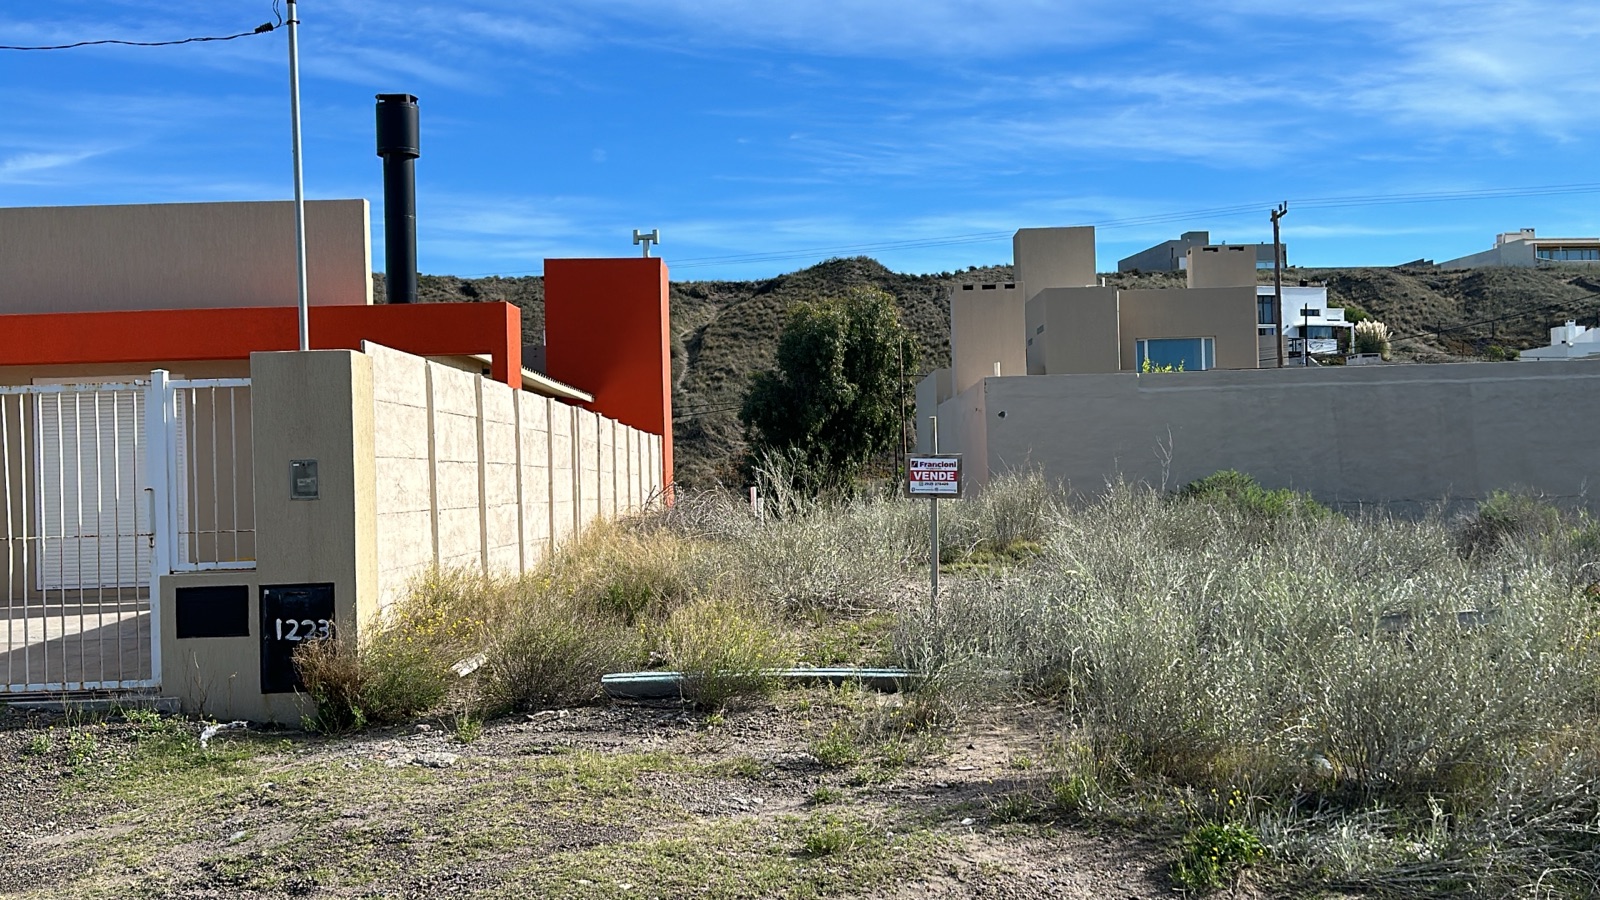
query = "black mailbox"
xmin=260 ymin=583 xmax=335 ymax=694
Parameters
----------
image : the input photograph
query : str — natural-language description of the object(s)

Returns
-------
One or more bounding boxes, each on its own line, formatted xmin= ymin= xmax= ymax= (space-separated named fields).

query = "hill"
xmin=378 ymin=261 xmax=1600 ymax=489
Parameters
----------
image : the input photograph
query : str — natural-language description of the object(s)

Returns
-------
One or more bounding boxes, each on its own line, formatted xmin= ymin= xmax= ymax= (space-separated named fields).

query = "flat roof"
xmin=464 ymin=353 xmax=593 ymax=403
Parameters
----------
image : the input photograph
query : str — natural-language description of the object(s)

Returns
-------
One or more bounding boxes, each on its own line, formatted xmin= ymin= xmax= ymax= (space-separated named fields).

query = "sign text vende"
xmin=906 ymin=454 xmax=963 ymax=497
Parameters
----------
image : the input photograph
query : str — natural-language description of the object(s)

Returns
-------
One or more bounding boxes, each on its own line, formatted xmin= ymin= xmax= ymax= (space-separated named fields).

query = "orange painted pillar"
xmin=543 ymin=258 xmax=673 ymax=493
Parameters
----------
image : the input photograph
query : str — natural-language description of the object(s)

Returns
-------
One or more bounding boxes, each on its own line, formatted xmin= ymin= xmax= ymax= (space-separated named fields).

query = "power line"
xmin=0 ymin=5 xmax=281 ymax=51
xmin=672 ymin=403 xmax=742 ymax=421
xmin=1387 ymin=293 xmax=1600 ymax=348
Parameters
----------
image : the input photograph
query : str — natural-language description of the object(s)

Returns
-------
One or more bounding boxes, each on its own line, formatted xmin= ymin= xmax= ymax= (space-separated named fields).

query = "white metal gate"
xmin=2 ymin=373 xmax=254 ymax=695
xmin=3 ymin=382 xmax=157 ymax=693
xmin=150 ymin=373 xmax=256 ymax=574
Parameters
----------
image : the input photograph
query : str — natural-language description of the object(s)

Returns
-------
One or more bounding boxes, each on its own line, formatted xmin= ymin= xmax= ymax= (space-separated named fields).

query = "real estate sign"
xmin=907 ymin=454 xmax=963 ymax=498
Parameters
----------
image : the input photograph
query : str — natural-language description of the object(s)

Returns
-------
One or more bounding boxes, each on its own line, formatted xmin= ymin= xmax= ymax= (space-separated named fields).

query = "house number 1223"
xmin=274 ymin=618 xmax=333 ymax=641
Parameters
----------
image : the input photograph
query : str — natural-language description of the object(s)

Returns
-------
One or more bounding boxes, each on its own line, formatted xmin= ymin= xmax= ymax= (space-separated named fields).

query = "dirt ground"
xmin=0 ymin=691 xmax=1227 ymax=900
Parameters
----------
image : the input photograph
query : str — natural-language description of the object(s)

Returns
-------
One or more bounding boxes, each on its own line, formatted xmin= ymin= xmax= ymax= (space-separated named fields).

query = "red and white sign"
xmin=907 ymin=454 xmax=963 ymax=497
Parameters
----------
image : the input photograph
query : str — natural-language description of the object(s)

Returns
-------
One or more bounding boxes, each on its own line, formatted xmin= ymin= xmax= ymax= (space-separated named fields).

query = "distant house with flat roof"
xmin=1439 ymin=229 xmax=1600 ymax=268
xmin=1118 ymin=230 xmax=1284 ymax=273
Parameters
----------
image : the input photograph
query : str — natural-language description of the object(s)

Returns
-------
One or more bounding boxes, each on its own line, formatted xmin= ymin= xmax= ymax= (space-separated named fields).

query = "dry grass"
xmin=900 ymin=480 xmax=1600 ymax=896
xmin=304 ymin=472 xmax=1600 ymax=895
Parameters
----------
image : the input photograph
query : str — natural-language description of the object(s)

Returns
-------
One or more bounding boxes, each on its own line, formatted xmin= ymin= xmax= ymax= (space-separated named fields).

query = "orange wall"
xmin=543 ymin=258 xmax=673 ymax=489
xmin=0 ymin=303 xmax=522 ymax=387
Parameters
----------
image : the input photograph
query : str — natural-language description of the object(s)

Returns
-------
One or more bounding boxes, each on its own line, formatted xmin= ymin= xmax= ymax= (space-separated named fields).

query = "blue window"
xmin=1136 ymin=337 xmax=1215 ymax=371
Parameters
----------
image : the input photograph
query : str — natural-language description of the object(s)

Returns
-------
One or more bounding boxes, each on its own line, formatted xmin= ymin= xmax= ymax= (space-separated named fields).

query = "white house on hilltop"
xmin=1256 ymin=284 xmax=1353 ymax=361
xmin=1520 ymin=321 xmax=1600 ymax=361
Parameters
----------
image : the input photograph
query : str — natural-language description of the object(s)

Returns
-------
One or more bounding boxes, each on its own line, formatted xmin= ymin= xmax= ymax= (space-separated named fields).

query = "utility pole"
xmin=287 ymin=0 xmax=309 ymax=351
xmin=897 ymin=338 xmax=907 ymax=477
xmin=1271 ymin=202 xmax=1288 ymax=368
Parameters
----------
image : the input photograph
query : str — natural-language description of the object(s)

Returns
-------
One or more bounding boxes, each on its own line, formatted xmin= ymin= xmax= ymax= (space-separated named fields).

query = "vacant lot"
xmin=1 ymin=694 xmax=1189 ymax=900
xmin=5 ymin=474 xmax=1598 ymax=898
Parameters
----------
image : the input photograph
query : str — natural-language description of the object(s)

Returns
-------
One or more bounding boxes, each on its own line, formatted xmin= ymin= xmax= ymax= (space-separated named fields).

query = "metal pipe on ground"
xmin=601 ymin=667 xmax=919 ymax=702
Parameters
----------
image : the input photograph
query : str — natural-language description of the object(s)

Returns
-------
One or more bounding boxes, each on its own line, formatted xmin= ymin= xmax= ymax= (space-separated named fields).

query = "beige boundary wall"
xmin=367 ymin=343 xmax=663 ymax=612
xmin=159 ymin=347 xmax=664 ymax=722
xmin=936 ymin=359 xmax=1600 ymax=513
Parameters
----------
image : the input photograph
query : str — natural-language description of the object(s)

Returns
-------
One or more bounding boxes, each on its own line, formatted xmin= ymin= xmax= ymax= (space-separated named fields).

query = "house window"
xmin=1536 ymin=247 xmax=1600 ymax=261
xmin=1258 ymin=297 xmax=1275 ymax=326
xmin=1136 ymin=337 xmax=1215 ymax=371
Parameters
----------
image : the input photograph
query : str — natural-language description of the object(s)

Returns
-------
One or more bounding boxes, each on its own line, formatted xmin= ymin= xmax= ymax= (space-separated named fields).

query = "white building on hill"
xmin=1520 ymin=320 xmax=1600 ymax=361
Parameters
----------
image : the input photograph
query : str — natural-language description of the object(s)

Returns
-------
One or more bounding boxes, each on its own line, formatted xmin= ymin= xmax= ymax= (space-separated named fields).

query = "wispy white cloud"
xmin=1208 ymin=0 xmax=1600 ymax=134
xmin=0 ymin=149 xmax=103 ymax=184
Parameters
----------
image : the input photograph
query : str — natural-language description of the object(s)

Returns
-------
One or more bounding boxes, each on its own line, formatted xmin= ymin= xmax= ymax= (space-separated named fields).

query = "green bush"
xmin=1458 ymin=489 xmax=1565 ymax=557
xmin=651 ymin=597 xmax=788 ymax=709
xmin=1178 ymin=469 xmax=1328 ymax=520
xmin=1174 ymin=822 xmax=1264 ymax=892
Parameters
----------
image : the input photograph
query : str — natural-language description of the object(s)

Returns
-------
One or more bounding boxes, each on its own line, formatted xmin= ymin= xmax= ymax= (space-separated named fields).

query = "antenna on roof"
xmin=633 ymin=229 xmax=660 ymax=258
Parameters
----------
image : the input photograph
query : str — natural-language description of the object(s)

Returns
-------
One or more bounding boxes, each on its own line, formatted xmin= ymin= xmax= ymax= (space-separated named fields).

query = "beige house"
xmin=1 ymin=200 xmax=672 ymax=722
xmin=927 ymin=226 xmax=1259 ymax=418
xmin=1440 ymin=229 xmax=1600 ymax=268
xmin=916 ymin=227 xmax=1600 ymax=512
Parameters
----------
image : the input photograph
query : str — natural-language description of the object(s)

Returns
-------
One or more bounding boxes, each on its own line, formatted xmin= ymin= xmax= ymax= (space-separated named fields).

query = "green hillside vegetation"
xmin=377 ymin=261 xmax=1600 ymax=489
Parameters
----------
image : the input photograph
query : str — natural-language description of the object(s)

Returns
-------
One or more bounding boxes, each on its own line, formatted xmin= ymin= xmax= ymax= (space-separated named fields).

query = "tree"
xmin=739 ymin=287 xmax=918 ymax=492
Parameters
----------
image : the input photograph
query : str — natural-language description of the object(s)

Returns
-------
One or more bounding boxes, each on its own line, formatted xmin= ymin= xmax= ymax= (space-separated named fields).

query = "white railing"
xmin=2 ymin=382 xmax=157 ymax=693
xmin=148 ymin=373 xmax=255 ymax=574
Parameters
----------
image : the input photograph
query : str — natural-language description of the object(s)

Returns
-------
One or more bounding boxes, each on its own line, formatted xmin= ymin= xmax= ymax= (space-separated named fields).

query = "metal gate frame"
xmin=2 ymin=380 xmax=158 ymax=693
xmin=2 ymin=372 xmax=255 ymax=695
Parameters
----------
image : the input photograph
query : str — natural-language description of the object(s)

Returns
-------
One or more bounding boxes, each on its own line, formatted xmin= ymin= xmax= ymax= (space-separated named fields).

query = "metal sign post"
xmin=907 ymin=417 xmax=963 ymax=610
xmin=930 ymin=418 xmax=939 ymax=606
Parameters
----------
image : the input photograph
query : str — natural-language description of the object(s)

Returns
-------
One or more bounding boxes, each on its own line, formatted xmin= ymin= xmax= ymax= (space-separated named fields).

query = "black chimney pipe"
xmin=375 ymin=93 xmax=420 ymax=304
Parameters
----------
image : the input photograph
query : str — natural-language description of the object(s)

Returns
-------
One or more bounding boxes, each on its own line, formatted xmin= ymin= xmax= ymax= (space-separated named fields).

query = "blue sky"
xmin=3 ymin=1 xmax=1599 ymax=280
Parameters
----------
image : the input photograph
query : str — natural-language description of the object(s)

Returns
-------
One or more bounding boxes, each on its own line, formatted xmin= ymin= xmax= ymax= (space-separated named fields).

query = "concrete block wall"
xmin=365 ymin=343 xmax=662 ymax=610
xmin=599 ymin=416 xmax=617 ymax=520
xmin=429 ymin=363 xmax=483 ymax=572
xmin=479 ymin=377 xmax=520 ymax=574
xmin=577 ymin=410 xmax=600 ymax=526
xmin=370 ymin=343 xmax=434 ymax=611
xmin=516 ymin=392 xmax=553 ymax=566
xmin=549 ymin=405 xmax=576 ymax=547
xmin=955 ymin=359 xmax=1600 ymax=513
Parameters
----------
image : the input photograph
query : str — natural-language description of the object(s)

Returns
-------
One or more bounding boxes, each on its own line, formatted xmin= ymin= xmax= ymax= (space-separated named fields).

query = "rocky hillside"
xmin=378 ymin=261 xmax=1600 ymax=489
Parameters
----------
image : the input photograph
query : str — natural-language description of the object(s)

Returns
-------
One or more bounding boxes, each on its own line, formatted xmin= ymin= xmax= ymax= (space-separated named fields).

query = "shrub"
xmin=898 ymin=480 xmax=1600 ymax=891
xmin=1457 ymin=489 xmax=1565 ymax=557
xmin=544 ymin=520 xmax=704 ymax=625
xmin=1353 ymin=319 xmax=1391 ymax=359
xmin=1174 ymin=822 xmax=1265 ymax=892
xmin=974 ymin=469 xmax=1056 ymax=551
xmin=650 ymin=597 xmax=788 ymax=709
xmin=296 ymin=574 xmax=483 ymax=731
xmin=476 ymin=588 xmax=645 ymax=712
xmin=1178 ymin=469 xmax=1328 ymax=521
xmin=718 ymin=498 xmax=920 ymax=613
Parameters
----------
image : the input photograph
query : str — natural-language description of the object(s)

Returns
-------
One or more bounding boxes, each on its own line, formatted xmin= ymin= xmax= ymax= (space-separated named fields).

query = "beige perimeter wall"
xmin=944 ymin=360 xmax=1600 ymax=513
xmin=367 ymin=343 xmax=663 ymax=610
